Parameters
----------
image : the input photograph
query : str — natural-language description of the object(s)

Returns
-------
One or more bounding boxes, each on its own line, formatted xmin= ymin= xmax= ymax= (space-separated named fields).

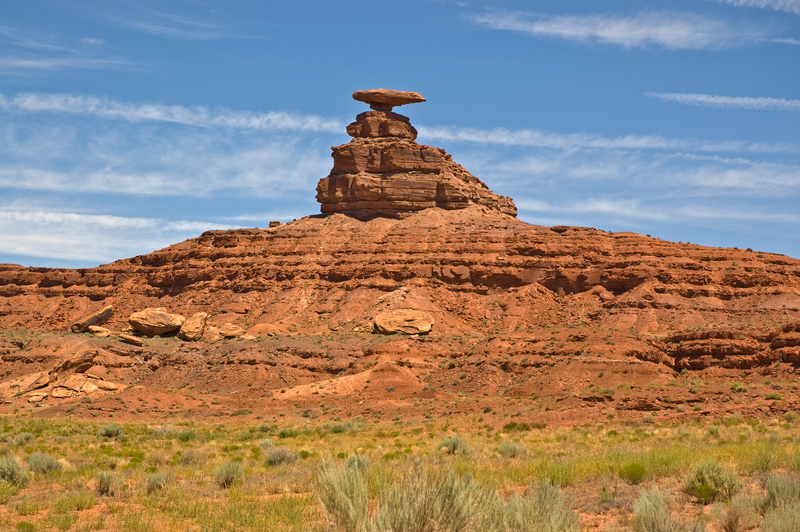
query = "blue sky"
xmin=1 ymin=0 xmax=798 ymax=267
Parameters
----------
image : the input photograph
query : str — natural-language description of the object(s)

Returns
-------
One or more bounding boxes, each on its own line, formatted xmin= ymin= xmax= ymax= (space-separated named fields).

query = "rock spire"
xmin=315 ymin=88 xmax=517 ymax=219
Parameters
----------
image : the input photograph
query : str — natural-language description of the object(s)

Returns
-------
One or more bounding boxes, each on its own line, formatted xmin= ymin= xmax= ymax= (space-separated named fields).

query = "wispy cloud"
xmin=774 ymin=37 xmax=800 ymax=45
xmin=646 ymin=91 xmax=800 ymax=112
xmin=716 ymin=0 xmax=800 ymax=15
xmin=0 ymin=208 xmax=234 ymax=263
xmin=0 ymin=24 xmax=125 ymax=73
xmin=4 ymin=92 xmax=342 ymax=132
xmin=469 ymin=9 xmax=759 ymax=50
xmin=418 ymin=125 xmax=799 ymax=154
xmin=0 ymin=57 xmax=126 ymax=73
xmin=97 ymin=5 xmax=248 ymax=40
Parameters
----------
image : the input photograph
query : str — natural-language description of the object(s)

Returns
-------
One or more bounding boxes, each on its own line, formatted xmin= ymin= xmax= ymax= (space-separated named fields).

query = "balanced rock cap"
xmin=352 ymin=88 xmax=426 ymax=111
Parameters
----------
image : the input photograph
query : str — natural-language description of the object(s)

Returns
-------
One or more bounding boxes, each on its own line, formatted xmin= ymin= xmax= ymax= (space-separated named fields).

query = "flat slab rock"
xmin=352 ymin=88 xmax=425 ymax=111
xmin=374 ymin=309 xmax=434 ymax=335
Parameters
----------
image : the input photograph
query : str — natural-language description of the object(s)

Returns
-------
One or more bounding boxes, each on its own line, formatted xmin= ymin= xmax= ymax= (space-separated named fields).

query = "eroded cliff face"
xmin=1 ymin=206 xmax=799 ymax=370
xmin=315 ymin=90 xmax=517 ymax=219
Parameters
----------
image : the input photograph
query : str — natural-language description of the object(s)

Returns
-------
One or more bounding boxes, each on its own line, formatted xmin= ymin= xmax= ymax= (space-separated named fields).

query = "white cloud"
xmin=80 ymin=38 xmax=105 ymax=46
xmin=470 ymin=9 xmax=758 ymax=50
xmin=716 ymin=0 xmax=800 ymax=15
xmin=6 ymin=92 xmax=342 ymax=132
xmin=0 ymin=57 xmax=126 ymax=73
xmin=418 ymin=125 xmax=799 ymax=154
xmin=774 ymin=37 xmax=800 ymax=45
xmin=646 ymin=92 xmax=800 ymax=112
xmin=0 ymin=208 xmax=234 ymax=263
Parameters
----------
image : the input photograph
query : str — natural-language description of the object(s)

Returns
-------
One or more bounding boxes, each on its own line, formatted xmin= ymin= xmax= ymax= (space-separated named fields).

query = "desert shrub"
xmin=0 ymin=457 xmax=28 ymax=487
xmin=96 ymin=471 xmax=114 ymax=496
xmin=51 ymin=490 xmax=95 ymax=513
xmin=346 ymin=454 xmax=369 ymax=471
xmin=619 ymin=463 xmax=647 ymax=485
xmin=761 ymin=503 xmax=800 ymax=532
xmin=179 ymin=449 xmax=203 ymax=466
xmin=502 ymin=422 xmax=531 ymax=433
xmin=259 ymin=438 xmax=276 ymax=449
xmin=317 ymin=460 xmax=578 ymax=532
xmin=317 ymin=460 xmax=370 ymax=532
xmin=783 ymin=411 xmax=799 ymax=424
xmin=632 ymin=488 xmax=706 ymax=532
xmin=176 ymin=430 xmax=196 ymax=442
xmin=98 ymin=424 xmax=123 ymax=439
xmin=718 ymin=494 xmax=758 ymax=532
xmin=278 ymin=428 xmax=300 ymax=439
xmin=0 ymin=481 xmax=19 ymax=504
xmin=762 ymin=474 xmax=800 ymax=511
xmin=497 ymin=441 xmax=526 ymax=459
xmin=28 ymin=453 xmax=61 ymax=474
xmin=438 ymin=435 xmax=471 ymax=456
xmin=371 ymin=465 xmax=481 ymax=532
xmin=14 ymin=497 xmax=42 ymax=516
xmin=477 ymin=477 xmax=580 ymax=532
xmin=146 ymin=473 xmax=170 ymax=494
xmin=15 ymin=521 xmax=34 ymax=532
xmin=215 ymin=460 xmax=243 ymax=488
xmin=266 ymin=447 xmax=298 ymax=466
xmin=682 ymin=459 xmax=741 ymax=503
xmin=12 ymin=433 xmax=35 ymax=446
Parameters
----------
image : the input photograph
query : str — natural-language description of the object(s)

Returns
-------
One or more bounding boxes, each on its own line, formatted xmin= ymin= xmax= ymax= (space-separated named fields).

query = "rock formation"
xmin=316 ymin=88 xmax=517 ymax=219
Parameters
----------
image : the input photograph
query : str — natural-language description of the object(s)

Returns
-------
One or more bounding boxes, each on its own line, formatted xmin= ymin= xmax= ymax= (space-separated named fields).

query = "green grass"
xmin=0 ymin=415 xmax=799 ymax=529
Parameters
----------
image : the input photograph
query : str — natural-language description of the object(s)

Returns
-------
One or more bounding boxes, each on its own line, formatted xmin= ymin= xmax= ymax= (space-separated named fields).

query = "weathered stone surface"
xmin=27 ymin=393 xmax=47 ymax=403
xmin=352 ymin=88 xmax=425 ymax=111
xmin=51 ymin=387 xmax=76 ymax=398
xmin=218 ymin=323 xmax=244 ymax=338
xmin=178 ymin=312 xmax=208 ymax=341
xmin=71 ymin=305 xmax=113 ymax=333
xmin=61 ymin=374 xmax=88 ymax=392
xmin=96 ymin=380 xmax=119 ymax=391
xmin=317 ymin=90 xmax=516 ymax=219
xmin=129 ymin=308 xmax=185 ymax=336
xmin=88 ymin=326 xmax=111 ymax=338
xmin=374 ymin=309 xmax=434 ymax=335
xmin=49 ymin=349 xmax=97 ymax=378
xmin=23 ymin=373 xmax=51 ymax=393
xmin=81 ymin=380 xmax=98 ymax=394
xmin=119 ymin=333 xmax=144 ymax=346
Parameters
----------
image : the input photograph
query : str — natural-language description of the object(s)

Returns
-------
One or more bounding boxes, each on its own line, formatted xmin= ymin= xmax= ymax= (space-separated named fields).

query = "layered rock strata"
xmin=316 ymin=89 xmax=517 ymax=219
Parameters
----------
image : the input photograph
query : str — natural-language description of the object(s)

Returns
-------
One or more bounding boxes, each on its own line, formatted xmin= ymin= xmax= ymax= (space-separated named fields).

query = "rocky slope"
xmin=0 ymin=206 xmax=798 ymax=424
xmin=0 ymin=88 xmax=798 ymax=424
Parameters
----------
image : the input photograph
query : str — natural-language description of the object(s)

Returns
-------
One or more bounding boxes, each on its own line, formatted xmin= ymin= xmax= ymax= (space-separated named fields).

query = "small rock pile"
xmin=69 ymin=306 xmax=247 ymax=344
xmin=316 ymin=88 xmax=517 ymax=219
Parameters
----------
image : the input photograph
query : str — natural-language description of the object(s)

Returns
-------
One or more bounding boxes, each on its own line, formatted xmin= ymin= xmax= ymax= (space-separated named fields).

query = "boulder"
xmin=71 ymin=305 xmax=114 ymax=333
xmin=374 ymin=309 xmax=434 ymax=335
xmin=88 ymin=326 xmax=111 ymax=338
xmin=219 ymin=323 xmax=245 ymax=338
xmin=23 ymin=373 xmax=51 ymax=393
xmin=119 ymin=333 xmax=144 ymax=346
xmin=49 ymin=349 xmax=97 ymax=379
xmin=129 ymin=308 xmax=185 ymax=336
xmin=96 ymin=381 xmax=119 ymax=391
xmin=27 ymin=393 xmax=48 ymax=403
xmin=60 ymin=374 xmax=88 ymax=392
xmin=178 ymin=312 xmax=208 ymax=341
xmin=51 ymin=387 xmax=76 ymax=398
